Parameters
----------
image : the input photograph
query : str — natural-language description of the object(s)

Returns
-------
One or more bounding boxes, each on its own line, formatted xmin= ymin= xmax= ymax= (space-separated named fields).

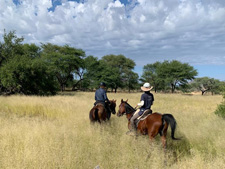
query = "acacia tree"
xmin=157 ymin=60 xmax=198 ymax=93
xmin=122 ymin=70 xmax=139 ymax=92
xmin=191 ymin=77 xmax=224 ymax=95
xmin=41 ymin=43 xmax=85 ymax=92
xmin=0 ymin=30 xmax=24 ymax=66
xmin=140 ymin=62 xmax=164 ymax=93
xmin=0 ymin=31 xmax=57 ymax=95
xmin=100 ymin=54 xmax=137 ymax=93
xmin=0 ymin=30 xmax=24 ymax=93
xmin=72 ymin=55 xmax=101 ymax=91
xmin=0 ymin=54 xmax=57 ymax=95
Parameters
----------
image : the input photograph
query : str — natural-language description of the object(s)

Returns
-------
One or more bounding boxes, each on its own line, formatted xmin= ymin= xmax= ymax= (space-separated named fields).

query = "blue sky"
xmin=1 ymin=0 xmax=225 ymax=81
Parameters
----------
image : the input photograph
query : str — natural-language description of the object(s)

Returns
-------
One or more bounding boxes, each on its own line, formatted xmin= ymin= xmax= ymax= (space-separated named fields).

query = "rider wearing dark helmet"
xmin=94 ymin=82 xmax=111 ymax=119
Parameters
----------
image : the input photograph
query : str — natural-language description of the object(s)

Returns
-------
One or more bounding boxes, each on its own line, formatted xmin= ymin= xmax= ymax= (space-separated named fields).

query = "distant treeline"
xmin=0 ymin=30 xmax=224 ymax=95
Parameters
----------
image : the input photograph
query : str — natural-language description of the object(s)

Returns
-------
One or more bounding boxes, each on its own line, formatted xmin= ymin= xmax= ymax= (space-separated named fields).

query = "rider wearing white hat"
xmin=128 ymin=82 xmax=154 ymax=134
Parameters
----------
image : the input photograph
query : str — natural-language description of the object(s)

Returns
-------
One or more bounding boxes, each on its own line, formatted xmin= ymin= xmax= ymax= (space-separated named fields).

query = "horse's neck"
xmin=126 ymin=113 xmax=133 ymax=120
xmin=125 ymin=103 xmax=135 ymax=113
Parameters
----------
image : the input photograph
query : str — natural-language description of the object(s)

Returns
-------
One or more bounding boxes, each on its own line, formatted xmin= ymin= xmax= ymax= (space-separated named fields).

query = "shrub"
xmin=214 ymin=94 xmax=225 ymax=118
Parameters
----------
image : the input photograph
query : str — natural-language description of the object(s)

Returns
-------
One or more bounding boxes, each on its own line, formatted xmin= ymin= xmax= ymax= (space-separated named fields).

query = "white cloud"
xmin=0 ymin=0 xmax=225 ymax=68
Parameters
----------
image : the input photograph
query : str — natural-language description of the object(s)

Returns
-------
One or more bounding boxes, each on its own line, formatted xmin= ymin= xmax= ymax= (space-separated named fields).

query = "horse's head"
xmin=109 ymin=99 xmax=117 ymax=114
xmin=117 ymin=99 xmax=128 ymax=117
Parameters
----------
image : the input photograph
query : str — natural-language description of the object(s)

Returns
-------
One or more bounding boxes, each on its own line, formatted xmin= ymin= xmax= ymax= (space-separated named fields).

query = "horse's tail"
xmin=89 ymin=107 xmax=99 ymax=122
xmin=162 ymin=114 xmax=180 ymax=140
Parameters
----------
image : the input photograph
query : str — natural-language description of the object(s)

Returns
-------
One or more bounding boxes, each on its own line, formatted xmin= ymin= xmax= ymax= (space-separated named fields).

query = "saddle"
xmin=95 ymin=103 xmax=111 ymax=119
xmin=96 ymin=103 xmax=105 ymax=107
xmin=135 ymin=109 xmax=152 ymax=128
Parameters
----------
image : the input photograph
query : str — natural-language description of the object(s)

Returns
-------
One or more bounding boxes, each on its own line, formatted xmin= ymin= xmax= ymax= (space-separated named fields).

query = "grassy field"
xmin=0 ymin=92 xmax=224 ymax=169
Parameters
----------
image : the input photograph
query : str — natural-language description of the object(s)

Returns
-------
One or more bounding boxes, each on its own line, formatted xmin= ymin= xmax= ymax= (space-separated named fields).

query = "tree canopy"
xmin=0 ymin=30 xmax=224 ymax=95
xmin=41 ymin=43 xmax=85 ymax=92
xmin=141 ymin=60 xmax=198 ymax=93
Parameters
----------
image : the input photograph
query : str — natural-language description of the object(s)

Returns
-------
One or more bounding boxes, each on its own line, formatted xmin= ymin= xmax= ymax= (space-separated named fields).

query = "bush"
xmin=214 ymin=94 xmax=225 ymax=118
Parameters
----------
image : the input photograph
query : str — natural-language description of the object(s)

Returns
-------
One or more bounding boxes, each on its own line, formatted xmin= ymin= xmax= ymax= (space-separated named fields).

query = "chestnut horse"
xmin=89 ymin=100 xmax=116 ymax=123
xmin=117 ymin=99 xmax=179 ymax=148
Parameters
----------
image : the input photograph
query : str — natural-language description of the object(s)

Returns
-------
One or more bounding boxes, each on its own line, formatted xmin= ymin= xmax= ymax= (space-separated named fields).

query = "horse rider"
xmin=94 ymin=82 xmax=111 ymax=119
xmin=128 ymin=82 xmax=154 ymax=134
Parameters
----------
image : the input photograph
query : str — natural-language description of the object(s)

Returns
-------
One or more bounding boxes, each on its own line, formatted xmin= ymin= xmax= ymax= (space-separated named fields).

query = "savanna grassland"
xmin=0 ymin=92 xmax=224 ymax=169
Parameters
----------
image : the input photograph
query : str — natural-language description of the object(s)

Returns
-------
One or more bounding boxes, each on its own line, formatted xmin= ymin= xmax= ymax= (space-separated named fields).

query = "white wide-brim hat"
xmin=141 ymin=83 xmax=153 ymax=91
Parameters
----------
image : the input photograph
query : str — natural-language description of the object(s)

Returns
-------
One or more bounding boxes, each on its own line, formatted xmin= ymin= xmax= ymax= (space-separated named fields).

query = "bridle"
xmin=120 ymin=102 xmax=136 ymax=115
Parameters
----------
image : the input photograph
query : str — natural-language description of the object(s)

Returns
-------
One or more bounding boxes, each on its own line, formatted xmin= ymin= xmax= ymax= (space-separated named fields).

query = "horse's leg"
xmin=146 ymin=127 xmax=158 ymax=161
xmin=148 ymin=128 xmax=158 ymax=142
xmin=161 ymin=123 xmax=168 ymax=149
xmin=98 ymin=111 xmax=102 ymax=123
xmin=89 ymin=109 xmax=96 ymax=123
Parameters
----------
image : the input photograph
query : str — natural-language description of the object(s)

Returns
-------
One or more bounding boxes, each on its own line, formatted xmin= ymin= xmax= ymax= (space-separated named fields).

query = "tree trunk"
xmin=72 ymin=79 xmax=83 ymax=91
xmin=61 ymin=84 xmax=64 ymax=92
xmin=171 ymin=84 xmax=175 ymax=93
xmin=115 ymin=87 xmax=117 ymax=93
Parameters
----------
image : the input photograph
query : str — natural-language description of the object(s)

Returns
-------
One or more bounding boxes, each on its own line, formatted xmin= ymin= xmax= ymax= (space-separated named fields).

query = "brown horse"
xmin=89 ymin=100 xmax=116 ymax=123
xmin=117 ymin=99 xmax=179 ymax=148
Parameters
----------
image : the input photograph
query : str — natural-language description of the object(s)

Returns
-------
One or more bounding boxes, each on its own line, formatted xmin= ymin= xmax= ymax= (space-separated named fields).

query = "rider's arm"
xmin=103 ymin=90 xmax=109 ymax=102
xmin=136 ymin=100 xmax=144 ymax=108
xmin=136 ymin=94 xmax=145 ymax=108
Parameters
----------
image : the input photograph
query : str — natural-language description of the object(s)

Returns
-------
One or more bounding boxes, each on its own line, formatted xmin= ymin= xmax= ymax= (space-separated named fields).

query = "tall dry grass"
xmin=0 ymin=92 xmax=224 ymax=169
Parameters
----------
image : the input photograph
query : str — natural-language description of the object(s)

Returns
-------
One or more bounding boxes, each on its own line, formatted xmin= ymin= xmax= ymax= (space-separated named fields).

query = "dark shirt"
xmin=95 ymin=88 xmax=109 ymax=103
xmin=140 ymin=91 xmax=154 ymax=110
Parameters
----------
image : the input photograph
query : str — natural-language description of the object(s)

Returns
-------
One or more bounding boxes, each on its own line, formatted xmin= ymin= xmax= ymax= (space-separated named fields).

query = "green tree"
xmin=41 ymin=43 xmax=85 ymax=92
xmin=215 ymin=94 xmax=225 ymax=118
xmin=82 ymin=56 xmax=102 ymax=90
xmin=0 ymin=30 xmax=24 ymax=93
xmin=0 ymin=53 xmax=57 ymax=95
xmin=100 ymin=54 xmax=136 ymax=93
xmin=158 ymin=60 xmax=198 ymax=93
xmin=123 ymin=70 xmax=139 ymax=92
xmin=140 ymin=62 xmax=164 ymax=93
xmin=0 ymin=30 xmax=24 ymax=66
xmin=191 ymin=77 xmax=224 ymax=95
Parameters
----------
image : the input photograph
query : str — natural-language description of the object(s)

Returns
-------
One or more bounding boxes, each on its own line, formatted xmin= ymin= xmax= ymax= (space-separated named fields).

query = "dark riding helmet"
xmin=100 ymin=82 xmax=106 ymax=87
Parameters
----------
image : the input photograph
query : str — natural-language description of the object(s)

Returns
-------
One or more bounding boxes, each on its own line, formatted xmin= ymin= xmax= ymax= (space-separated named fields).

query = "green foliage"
xmin=141 ymin=60 xmax=198 ymax=93
xmin=100 ymin=54 xmax=137 ymax=92
xmin=77 ymin=55 xmax=105 ymax=90
xmin=215 ymin=94 xmax=225 ymax=118
xmin=0 ymin=55 xmax=57 ymax=95
xmin=122 ymin=70 xmax=139 ymax=92
xmin=0 ymin=31 xmax=57 ymax=95
xmin=141 ymin=62 xmax=165 ymax=92
xmin=191 ymin=77 xmax=224 ymax=95
xmin=2 ymin=30 xmax=224 ymax=96
xmin=81 ymin=54 xmax=139 ymax=92
xmin=0 ymin=30 xmax=24 ymax=66
xmin=158 ymin=60 xmax=198 ymax=93
xmin=41 ymin=43 xmax=85 ymax=91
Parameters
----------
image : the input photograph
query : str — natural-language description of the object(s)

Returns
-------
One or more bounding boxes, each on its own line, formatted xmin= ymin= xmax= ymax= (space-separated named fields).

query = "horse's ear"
xmin=121 ymin=99 xmax=123 ymax=103
xmin=125 ymin=99 xmax=128 ymax=102
xmin=114 ymin=100 xmax=116 ymax=102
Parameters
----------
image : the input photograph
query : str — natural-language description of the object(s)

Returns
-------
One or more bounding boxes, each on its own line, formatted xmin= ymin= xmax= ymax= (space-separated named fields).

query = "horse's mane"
xmin=124 ymin=102 xmax=136 ymax=114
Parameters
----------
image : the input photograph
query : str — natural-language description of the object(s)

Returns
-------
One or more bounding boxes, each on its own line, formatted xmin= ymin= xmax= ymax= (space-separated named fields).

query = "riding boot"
xmin=105 ymin=104 xmax=111 ymax=119
xmin=106 ymin=107 xmax=111 ymax=119
xmin=126 ymin=121 xmax=137 ymax=136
